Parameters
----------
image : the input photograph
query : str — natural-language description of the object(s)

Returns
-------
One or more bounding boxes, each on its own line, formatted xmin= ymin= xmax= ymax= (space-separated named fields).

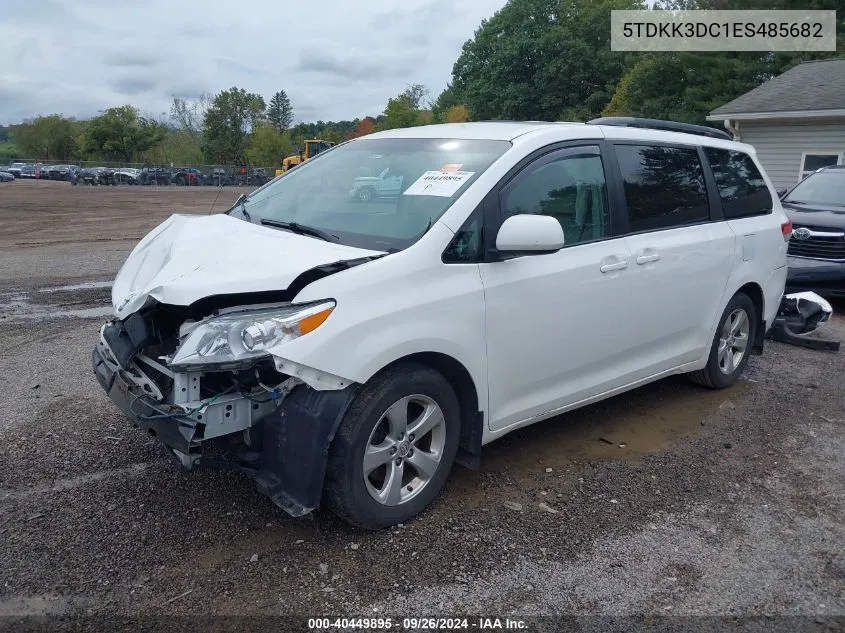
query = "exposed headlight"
xmin=170 ymin=301 xmax=335 ymax=368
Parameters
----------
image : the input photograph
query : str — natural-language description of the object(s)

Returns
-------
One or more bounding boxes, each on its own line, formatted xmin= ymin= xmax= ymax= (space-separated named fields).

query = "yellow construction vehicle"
xmin=276 ymin=139 xmax=335 ymax=175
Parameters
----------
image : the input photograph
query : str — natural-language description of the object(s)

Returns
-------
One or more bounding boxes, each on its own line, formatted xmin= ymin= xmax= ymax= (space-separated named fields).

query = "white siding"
xmin=735 ymin=119 xmax=845 ymax=190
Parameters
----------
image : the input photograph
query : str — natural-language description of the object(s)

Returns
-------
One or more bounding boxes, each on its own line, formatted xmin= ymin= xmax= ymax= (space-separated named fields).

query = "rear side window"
xmin=615 ymin=144 xmax=710 ymax=233
xmin=704 ymin=147 xmax=773 ymax=218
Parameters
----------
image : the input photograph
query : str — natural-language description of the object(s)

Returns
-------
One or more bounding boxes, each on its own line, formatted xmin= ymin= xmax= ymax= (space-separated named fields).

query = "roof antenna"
xmin=208 ymin=181 xmax=225 ymax=215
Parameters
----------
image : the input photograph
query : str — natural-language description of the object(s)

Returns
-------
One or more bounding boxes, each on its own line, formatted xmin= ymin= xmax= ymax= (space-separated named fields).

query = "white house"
xmin=707 ymin=58 xmax=845 ymax=191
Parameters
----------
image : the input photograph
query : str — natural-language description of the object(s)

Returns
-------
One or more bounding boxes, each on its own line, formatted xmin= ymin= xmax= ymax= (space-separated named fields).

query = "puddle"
xmin=38 ymin=280 xmax=112 ymax=293
xmin=8 ymin=305 xmax=114 ymax=320
xmin=0 ymin=286 xmax=113 ymax=322
xmin=449 ymin=376 xmax=751 ymax=495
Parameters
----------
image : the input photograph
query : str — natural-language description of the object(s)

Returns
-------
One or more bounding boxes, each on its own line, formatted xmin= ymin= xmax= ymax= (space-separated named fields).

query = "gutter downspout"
xmin=724 ymin=119 xmax=739 ymax=141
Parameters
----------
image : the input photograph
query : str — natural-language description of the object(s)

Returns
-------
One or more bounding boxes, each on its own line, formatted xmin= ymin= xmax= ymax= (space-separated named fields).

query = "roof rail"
xmin=587 ymin=117 xmax=732 ymax=141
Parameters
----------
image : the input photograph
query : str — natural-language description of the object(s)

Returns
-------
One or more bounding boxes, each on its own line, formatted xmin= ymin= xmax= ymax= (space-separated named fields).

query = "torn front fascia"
xmin=272 ymin=357 xmax=353 ymax=391
xmin=102 ymin=313 xmax=151 ymax=370
xmin=768 ymin=291 xmax=839 ymax=351
xmin=252 ymin=382 xmax=359 ymax=517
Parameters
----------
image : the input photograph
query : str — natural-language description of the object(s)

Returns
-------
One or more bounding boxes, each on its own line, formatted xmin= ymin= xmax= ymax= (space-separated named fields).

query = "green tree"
xmin=267 ymin=90 xmax=294 ymax=131
xmin=605 ymin=0 xmax=844 ymax=124
xmin=452 ymin=0 xmax=643 ymax=121
xmin=247 ymin=124 xmax=293 ymax=167
xmin=379 ymin=84 xmax=432 ymax=130
xmin=432 ymin=84 xmax=462 ymax=122
xmin=82 ymin=106 xmax=166 ymax=162
xmin=201 ymin=87 xmax=266 ymax=164
xmin=290 ymin=119 xmax=361 ymax=145
xmin=11 ymin=115 xmax=80 ymax=160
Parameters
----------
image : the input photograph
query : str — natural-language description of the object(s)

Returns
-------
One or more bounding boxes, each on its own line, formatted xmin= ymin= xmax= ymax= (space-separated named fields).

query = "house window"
xmin=799 ymin=153 xmax=842 ymax=181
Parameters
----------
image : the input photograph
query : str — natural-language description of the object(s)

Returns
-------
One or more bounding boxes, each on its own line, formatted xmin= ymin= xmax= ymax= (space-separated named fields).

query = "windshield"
xmin=238 ymin=137 xmax=511 ymax=251
xmin=784 ymin=171 xmax=845 ymax=207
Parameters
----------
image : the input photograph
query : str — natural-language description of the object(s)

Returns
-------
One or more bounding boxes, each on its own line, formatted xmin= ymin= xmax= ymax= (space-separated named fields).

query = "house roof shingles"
xmin=709 ymin=58 xmax=845 ymax=118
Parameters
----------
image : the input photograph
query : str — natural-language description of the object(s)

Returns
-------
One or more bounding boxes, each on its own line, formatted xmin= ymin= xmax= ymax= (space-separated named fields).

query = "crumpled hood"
xmin=111 ymin=213 xmax=384 ymax=318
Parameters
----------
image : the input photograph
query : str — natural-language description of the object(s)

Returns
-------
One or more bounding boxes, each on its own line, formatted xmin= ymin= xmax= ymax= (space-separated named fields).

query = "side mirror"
xmin=495 ymin=214 xmax=565 ymax=254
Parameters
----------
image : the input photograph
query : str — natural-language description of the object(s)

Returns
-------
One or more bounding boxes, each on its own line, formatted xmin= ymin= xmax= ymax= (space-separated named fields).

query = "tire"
xmin=688 ymin=292 xmax=757 ymax=389
xmin=324 ymin=363 xmax=461 ymax=530
xmin=357 ymin=187 xmax=375 ymax=203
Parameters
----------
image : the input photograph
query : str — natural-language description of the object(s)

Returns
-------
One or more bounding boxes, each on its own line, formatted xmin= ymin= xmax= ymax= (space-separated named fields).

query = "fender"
xmin=252 ymin=383 xmax=360 ymax=516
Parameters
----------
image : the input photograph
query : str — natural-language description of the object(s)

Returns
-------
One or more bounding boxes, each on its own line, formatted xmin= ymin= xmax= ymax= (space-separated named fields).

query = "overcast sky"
xmin=0 ymin=0 xmax=508 ymax=126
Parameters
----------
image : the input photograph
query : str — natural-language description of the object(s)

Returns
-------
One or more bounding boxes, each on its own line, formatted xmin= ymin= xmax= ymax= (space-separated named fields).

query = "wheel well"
xmin=736 ymin=282 xmax=765 ymax=354
xmin=381 ymin=352 xmax=483 ymax=469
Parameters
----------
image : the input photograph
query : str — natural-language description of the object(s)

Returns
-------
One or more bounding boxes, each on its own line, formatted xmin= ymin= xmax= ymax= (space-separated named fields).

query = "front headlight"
xmin=170 ymin=301 xmax=335 ymax=368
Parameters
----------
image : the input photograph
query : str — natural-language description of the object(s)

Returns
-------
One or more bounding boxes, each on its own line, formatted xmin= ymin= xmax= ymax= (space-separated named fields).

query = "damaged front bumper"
xmin=92 ymin=322 xmax=358 ymax=516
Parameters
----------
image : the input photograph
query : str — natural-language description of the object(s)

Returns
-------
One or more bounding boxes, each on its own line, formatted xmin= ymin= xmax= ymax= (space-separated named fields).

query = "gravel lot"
xmin=0 ymin=180 xmax=843 ymax=630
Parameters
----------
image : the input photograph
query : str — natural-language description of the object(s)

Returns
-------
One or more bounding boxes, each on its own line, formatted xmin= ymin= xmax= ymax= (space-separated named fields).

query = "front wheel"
xmin=688 ymin=292 xmax=757 ymax=389
xmin=324 ymin=363 xmax=460 ymax=530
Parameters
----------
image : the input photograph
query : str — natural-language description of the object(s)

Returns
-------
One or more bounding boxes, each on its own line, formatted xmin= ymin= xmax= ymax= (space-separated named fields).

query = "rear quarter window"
xmin=615 ymin=144 xmax=710 ymax=233
xmin=704 ymin=147 xmax=773 ymax=218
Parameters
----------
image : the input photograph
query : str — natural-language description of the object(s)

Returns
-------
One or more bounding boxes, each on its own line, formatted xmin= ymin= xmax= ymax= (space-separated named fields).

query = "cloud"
xmin=297 ymin=48 xmax=423 ymax=81
xmin=106 ymin=53 xmax=164 ymax=69
xmin=0 ymin=0 xmax=506 ymax=125
xmin=109 ymin=76 xmax=158 ymax=96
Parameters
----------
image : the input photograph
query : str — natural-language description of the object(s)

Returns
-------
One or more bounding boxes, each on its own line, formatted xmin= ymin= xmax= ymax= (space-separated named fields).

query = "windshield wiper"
xmin=260 ymin=219 xmax=339 ymax=242
xmin=236 ymin=195 xmax=251 ymax=221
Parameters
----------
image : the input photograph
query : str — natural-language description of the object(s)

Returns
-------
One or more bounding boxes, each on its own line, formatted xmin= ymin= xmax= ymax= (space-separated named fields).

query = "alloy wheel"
xmin=718 ymin=308 xmax=749 ymax=374
xmin=363 ymin=394 xmax=446 ymax=506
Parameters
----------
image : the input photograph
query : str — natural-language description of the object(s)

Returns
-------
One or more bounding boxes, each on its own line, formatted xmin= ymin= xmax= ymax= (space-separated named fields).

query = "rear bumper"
xmin=787 ymin=256 xmax=845 ymax=297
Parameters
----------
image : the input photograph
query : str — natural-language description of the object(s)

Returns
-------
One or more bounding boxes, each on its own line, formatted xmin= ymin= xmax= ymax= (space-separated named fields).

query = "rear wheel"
xmin=324 ymin=363 xmax=460 ymax=530
xmin=688 ymin=292 xmax=756 ymax=389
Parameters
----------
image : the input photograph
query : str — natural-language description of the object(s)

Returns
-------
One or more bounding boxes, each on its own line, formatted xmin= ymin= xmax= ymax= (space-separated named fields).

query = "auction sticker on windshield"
xmin=402 ymin=171 xmax=475 ymax=197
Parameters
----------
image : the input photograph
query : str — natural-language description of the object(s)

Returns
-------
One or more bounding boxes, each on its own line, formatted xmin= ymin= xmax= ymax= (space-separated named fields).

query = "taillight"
xmin=781 ymin=220 xmax=792 ymax=241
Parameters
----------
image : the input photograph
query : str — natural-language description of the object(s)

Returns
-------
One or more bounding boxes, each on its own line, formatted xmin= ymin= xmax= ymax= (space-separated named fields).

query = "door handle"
xmin=636 ymin=253 xmax=661 ymax=265
xmin=600 ymin=260 xmax=628 ymax=273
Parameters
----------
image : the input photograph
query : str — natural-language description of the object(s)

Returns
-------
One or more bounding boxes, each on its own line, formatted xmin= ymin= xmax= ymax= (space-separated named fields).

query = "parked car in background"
xmin=47 ymin=164 xmax=79 ymax=181
xmin=74 ymin=167 xmax=98 ymax=185
xmin=95 ymin=167 xmax=117 ymax=186
xmin=248 ymin=168 xmax=270 ymax=186
xmin=74 ymin=167 xmax=115 ymax=186
xmin=781 ymin=165 xmax=845 ymax=297
xmin=171 ymin=167 xmax=201 ymax=186
xmin=8 ymin=162 xmax=26 ymax=178
xmin=92 ymin=119 xmax=790 ymax=529
xmin=0 ymin=169 xmax=14 ymax=183
xmin=114 ymin=168 xmax=141 ymax=184
xmin=140 ymin=167 xmax=173 ymax=186
xmin=19 ymin=163 xmax=43 ymax=179
xmin=204 ymin=167 xmax=230 ymax=186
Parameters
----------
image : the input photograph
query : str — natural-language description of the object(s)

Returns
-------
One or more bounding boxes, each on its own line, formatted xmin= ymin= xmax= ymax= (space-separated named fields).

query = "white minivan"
xmin=93 ymin=118 xmax=790 ymax=529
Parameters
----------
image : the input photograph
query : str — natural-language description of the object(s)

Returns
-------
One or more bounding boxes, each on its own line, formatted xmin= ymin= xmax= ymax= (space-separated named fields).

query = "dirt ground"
xmin=0 ymin=179 xmax=843 ymax=631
